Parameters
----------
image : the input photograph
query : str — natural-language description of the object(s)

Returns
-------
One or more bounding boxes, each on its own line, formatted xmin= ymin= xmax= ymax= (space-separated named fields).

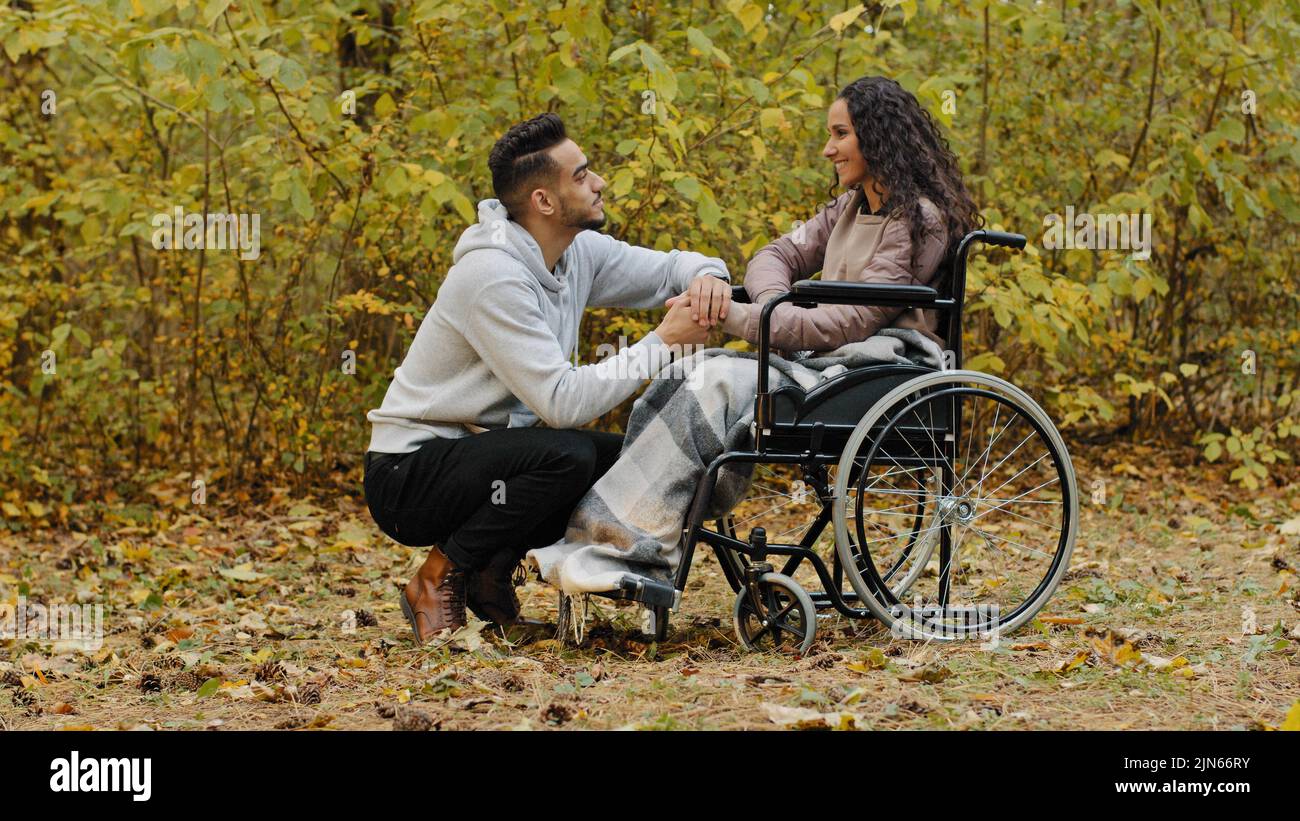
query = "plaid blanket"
xmin=526 ymin=329 xmax=945 ymax=600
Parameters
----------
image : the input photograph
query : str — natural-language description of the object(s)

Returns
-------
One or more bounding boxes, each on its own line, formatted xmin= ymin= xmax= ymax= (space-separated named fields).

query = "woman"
xmin=706 ymin=74 xmax=982 ymax=351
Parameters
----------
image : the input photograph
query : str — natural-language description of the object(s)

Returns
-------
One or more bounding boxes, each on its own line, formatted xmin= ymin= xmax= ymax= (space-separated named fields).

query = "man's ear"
xmin=530 ymin=187 xmax=556 ymax=218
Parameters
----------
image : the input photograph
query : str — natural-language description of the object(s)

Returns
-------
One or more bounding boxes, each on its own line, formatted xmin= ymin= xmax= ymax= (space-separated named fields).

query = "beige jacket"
xmin=722 ymin=188 xmax=950 ymax=352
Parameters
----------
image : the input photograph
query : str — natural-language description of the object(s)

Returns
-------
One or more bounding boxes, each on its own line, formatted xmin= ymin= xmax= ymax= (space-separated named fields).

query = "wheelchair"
xmin=574 ymin=229 xmax=1079 ymax=653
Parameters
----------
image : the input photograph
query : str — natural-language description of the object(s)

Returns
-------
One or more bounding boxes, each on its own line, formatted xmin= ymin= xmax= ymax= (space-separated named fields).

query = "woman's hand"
xmin=666 ymin=274 xmax=731 ymax=327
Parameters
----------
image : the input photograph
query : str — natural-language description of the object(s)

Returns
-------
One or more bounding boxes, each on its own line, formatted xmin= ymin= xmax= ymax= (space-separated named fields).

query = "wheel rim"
xmin=834 ymin=371 xmax=1078 ymax=640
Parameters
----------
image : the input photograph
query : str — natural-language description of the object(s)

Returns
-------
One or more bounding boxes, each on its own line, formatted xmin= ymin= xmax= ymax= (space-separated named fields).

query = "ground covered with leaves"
xmin=2 ymin=442 xmax=1298 ymax=731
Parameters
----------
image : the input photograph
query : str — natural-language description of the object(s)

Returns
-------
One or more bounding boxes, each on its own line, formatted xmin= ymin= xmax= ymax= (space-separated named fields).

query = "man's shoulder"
xmin=571 ymin=229 xmax=619 ymax=258
xmin=444 ymin=248 xmax=536 ymax=293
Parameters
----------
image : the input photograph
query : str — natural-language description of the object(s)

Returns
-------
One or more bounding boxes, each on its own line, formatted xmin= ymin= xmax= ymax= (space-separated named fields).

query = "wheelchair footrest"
xmin=592 ymin=575 xmax=682 ymax=610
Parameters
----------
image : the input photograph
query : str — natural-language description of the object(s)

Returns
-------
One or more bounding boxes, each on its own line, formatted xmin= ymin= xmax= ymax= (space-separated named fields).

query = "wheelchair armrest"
xmin=731 ymin=285 xmax=751 ymax=304
xmin=789 ymin=279 xmax=943 ymax=308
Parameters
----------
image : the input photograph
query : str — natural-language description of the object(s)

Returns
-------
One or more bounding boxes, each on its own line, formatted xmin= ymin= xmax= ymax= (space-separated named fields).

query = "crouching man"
xmin=364 ymin=113 xmax=732 ymax=642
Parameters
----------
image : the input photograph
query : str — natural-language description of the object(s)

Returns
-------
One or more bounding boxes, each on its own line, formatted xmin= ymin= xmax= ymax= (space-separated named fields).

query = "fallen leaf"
xmin=1057 ymin=650 xmax=1090 ymax=674
xmin=219 ymin=563 xmax=267 ymax=582
xmin=897 ymin=664 xmax=952 ymax=684
xmin=1281 ymin=700 xmax=1300 ymax=731
xmin=1011 ymin=641 xmax=1050 ymax=652
xmin=1085 ymin=628 xmax=1144 ymax=667
xmin=846 ymin=647 xmax=888 ymax=673
xmin=760 ymin=703 xmax=857 ymax=730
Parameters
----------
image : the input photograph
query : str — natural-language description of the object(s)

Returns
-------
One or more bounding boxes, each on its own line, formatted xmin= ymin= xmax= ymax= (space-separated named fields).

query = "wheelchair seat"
xmin=763 ymin=362 xmax=938 ymax=453
xmin=772 ymin=362 xmax=937 ymax=426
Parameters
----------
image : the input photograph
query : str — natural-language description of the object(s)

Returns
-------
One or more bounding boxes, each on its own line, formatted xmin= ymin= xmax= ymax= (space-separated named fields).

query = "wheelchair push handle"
xmin=968 ymin=229 xmax=1026 ymax=250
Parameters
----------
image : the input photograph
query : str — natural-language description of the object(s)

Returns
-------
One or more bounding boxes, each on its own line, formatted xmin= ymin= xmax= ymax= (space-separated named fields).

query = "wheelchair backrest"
xmin=937 ymin=229 xmax=1026 ymax=368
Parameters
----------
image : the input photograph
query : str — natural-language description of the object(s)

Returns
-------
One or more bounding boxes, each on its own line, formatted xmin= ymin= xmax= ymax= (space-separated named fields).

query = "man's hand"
xmin=654 ymin=296 xmax=710 ymax=347
xmin=666 ymin=274 xmax=731 ymax=328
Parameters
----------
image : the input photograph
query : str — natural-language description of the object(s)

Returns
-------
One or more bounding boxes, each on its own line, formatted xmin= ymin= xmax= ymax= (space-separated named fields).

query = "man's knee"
xmin=533 ymin=429 xmax=600 ymax=491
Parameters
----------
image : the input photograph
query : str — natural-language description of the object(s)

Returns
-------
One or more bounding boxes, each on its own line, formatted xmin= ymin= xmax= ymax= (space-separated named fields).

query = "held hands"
xmin=655 ymin=275 xmax=731 ymax=348
xmin=665 ymin=274 xmax=732 ymax=327
xmin=654 ymin=296 xmax=711 ymax=347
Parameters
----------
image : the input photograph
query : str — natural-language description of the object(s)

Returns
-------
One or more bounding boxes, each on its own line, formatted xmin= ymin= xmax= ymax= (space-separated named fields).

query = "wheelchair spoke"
xmin=971 ymin=479 xmax=1063 ymax=527
xmin=973 ymin=500 xmax=1062 ymax=533
xmin=769 ymin=599 xmax=799 ymax=624
xmin=974 ymin=469 xmax=1060 ymax=506
xmin=971 ymin=439 xmax=1049 ymax=505
xmin=966 ymin=525 xmax=1055 ymax=561
xmin=856 ymin=520 xmax=947 ymax=547
xmin=954 ymin=402 xmax=1014 ymax=496
xmin=861 ymin=463 xmax=929 ymax=494
xmin=962 ymin=394 xmax=982 ymax=490
xmin=773 ymin=620 xmax=806 ymax=640
xmin=970 ymin=496 xmax=1062 ymax=505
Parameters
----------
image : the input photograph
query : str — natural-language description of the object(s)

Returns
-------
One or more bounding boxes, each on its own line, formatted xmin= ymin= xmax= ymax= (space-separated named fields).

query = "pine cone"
xmin=167 ymin=670 xmax=204 ymax=691
xmin=355 ymin=609 xmax=378 ymax=627
xmin=392 ymin=705 xmax=437 ymax=731
xmin=297 ymin=681 xmax=322 ymax=705
xmin=254 ymin=660 xmax=286 ymax=682
xmin=11 ymin=688 xmax=40 ymax=716
xmin=138 ymin=672 xmax=163 ymax=693
xmin=0 ymin=669 xmax=22 ymax=688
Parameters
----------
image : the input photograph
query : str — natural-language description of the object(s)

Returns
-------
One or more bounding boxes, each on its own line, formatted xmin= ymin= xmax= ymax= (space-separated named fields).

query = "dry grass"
xmin=2 ymin=442 xmax=1297 ymax=731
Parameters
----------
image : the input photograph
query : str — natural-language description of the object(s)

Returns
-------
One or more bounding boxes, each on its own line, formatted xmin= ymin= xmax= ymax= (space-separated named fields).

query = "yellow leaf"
xmin=1281 ymin=700 xmax=1300 ymax=731
xmin=1058 ymin=650 xmax=1090 ymax=673
xmin=829 ymin=3 xmax=866 ymax=33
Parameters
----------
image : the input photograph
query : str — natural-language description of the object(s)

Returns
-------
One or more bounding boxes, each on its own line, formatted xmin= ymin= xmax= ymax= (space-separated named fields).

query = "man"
xmin=364 ymin=113 xmax=733 ymax=642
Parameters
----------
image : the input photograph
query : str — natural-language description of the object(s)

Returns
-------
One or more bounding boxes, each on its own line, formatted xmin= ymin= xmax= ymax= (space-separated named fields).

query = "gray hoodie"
xmin=366 ymin=198 xmax=730 ymax=453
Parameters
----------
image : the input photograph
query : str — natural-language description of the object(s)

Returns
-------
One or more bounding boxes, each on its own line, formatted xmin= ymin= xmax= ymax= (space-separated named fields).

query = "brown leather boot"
xmin=399 ymin=546 xmax=466 ymax=643
xmin=465 ymin=550 xmax=524 ymax=625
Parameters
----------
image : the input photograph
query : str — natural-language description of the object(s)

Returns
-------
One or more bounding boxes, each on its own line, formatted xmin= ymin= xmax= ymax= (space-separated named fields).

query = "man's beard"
xmin=559 ymin=197 xmax=606 ymax=231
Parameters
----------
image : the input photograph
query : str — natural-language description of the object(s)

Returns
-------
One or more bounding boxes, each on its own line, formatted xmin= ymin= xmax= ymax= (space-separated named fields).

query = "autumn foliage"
xmin=1 ymin=0 xmax=1297 ymax=521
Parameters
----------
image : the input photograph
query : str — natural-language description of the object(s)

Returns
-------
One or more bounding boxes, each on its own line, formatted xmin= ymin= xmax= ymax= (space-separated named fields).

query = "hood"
xmin=451 ymin=199 xmax=564 ymax=292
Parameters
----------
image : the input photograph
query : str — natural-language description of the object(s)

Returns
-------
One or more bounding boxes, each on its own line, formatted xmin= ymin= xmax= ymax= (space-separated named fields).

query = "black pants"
xmin=363 ymin=428 xmax=624 ymax=571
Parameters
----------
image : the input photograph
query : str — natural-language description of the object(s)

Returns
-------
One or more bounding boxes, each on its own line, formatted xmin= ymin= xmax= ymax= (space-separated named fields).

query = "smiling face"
xmin=823 ymin=97 xmax=869 ymax=190
xmin=545 ymin=138 xmax=607 ymax=231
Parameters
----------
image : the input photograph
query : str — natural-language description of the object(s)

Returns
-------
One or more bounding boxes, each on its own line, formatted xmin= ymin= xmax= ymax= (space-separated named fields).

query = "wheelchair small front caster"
xmin=732 ymin=572 xmax=816 ymax=655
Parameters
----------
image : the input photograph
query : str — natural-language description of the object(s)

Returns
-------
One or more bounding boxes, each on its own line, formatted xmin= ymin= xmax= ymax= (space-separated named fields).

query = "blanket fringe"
xmin=556 ymin=591 xmax=590 ymax=645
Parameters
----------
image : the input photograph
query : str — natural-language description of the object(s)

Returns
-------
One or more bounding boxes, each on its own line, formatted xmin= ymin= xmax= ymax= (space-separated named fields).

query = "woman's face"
xmin=823 ymin=97 xmax=869 ymax=189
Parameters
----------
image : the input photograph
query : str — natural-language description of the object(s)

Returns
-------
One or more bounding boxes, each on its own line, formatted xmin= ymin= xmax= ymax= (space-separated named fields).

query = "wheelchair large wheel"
xmin=833 ymin=371 xmax=1078 ymax=640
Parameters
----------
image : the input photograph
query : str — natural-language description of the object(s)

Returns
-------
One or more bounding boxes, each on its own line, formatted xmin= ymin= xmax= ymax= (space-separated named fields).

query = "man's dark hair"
xmin=488 ymin=113 xmax=569 ymax=219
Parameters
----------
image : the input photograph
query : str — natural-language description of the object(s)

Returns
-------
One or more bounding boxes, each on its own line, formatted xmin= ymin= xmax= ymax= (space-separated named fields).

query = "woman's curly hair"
xmin=832 ymin=76 xmax=983 ymax=269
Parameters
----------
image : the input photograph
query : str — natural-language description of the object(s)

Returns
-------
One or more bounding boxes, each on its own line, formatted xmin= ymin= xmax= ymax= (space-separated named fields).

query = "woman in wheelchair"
xmin=533 ymin=76 xmax=1079 ymax=652
xmin=709 ymin=74 xmax=982 ymax=354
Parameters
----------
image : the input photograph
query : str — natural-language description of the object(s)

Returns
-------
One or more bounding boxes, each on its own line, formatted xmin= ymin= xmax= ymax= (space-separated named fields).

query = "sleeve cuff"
xmin=721 ymin=303 xmax=751 ymax=339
